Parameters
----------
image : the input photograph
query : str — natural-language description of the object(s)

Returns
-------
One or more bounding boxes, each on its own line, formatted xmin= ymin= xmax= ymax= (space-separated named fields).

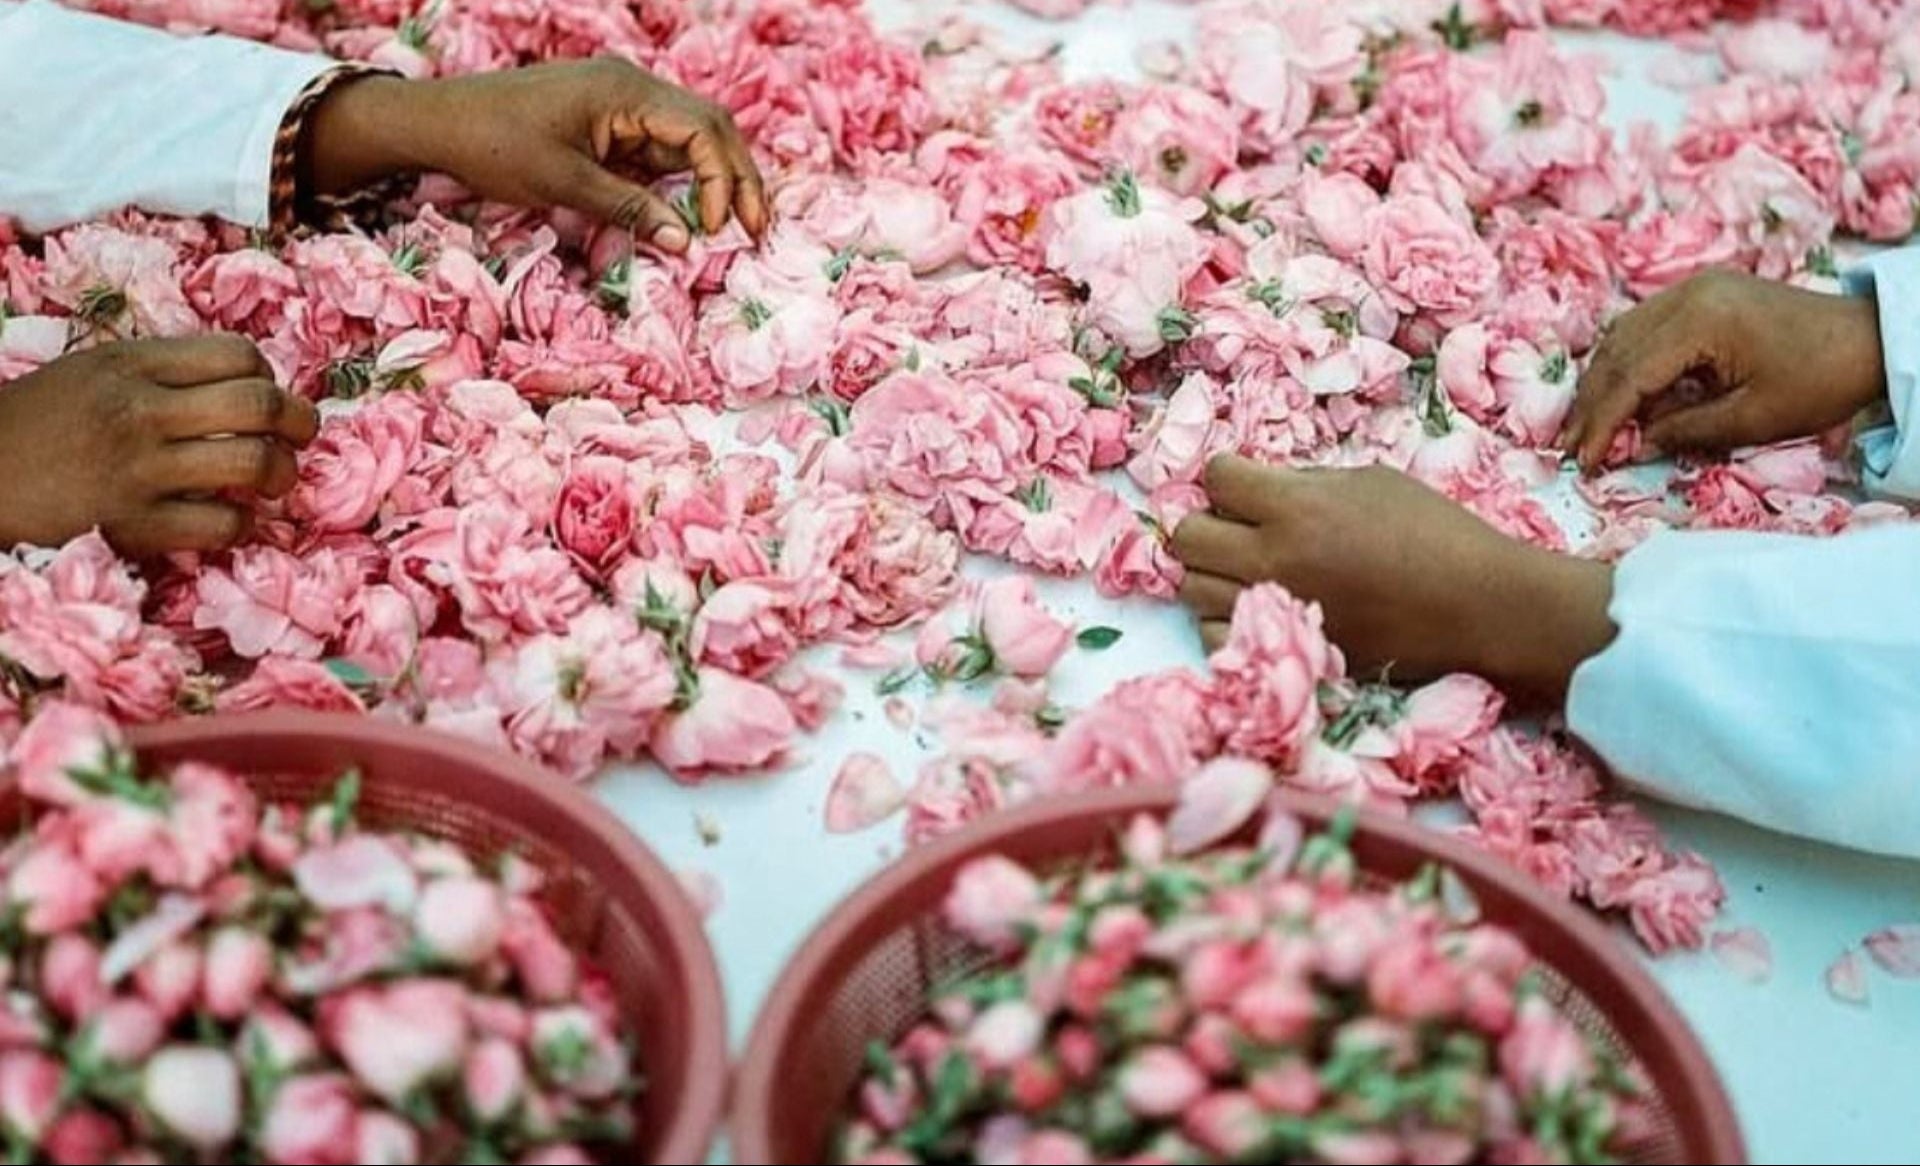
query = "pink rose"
xmin=1300 ymin=169 xmax=1383 ymax=260
xmin=353 ymin=1110 xmax=420 ymax=1164
xmin=1044 ymin=177 xmax=1209 ymax=357
xmin=321 ymin=978 xmax=471 ymax=1103
xmin=1499 ymin=997 xmax=1593 ymax=1098
xmin=201 ymin=927 xmax=272 ymax=1020
xmin=1362 ymin=196 xmax=1501 ymax=327
xmin=1128 ymin=372 xmax=1223 ymax=491
xmin=691 ymin=581 xmax=799 ymax=679
xmin=41 ymin=934 xmax=108 ymax=1021
xmin=413 ymin=876 xmax=506 ymax=966
xmin=1613 ymin=211 xmax=1740 ymax=299
xmin=1206 ymin=584 xmax=1343 ymax=766
xmin=849 ymin=369 xmax=1032 ymax=528
xmin=649 ymin=668 xmax=797 ymax=778
xmin=1043 ymin=671 xmax=1216 ymax=794
xmin=7 ymin=700 xmax=122 ymax=807
xmin=258 ymin=1073 xmax=357 ymax=1166
xmin=501 ymin=899 xmax=579 ymax=1004
xmin=294 ymin=835 xmax=418 ymax=914
xmin=158 ymin=762 xmax=257 ymax=890
xmin=1110 ymin=85 xmax=1242 ymax=197
xmin=805 ymin=33 xmax=935 ymax=164
xmin=698 ymin=257 xmax=840 ymax=406
xmin=447 ymin=504 xmax=592 ymax=645
xmin=290 ymin=395 xmax=427 ymax=533
xmin=1449 ymin=33 xmax=1607 ymax=200
xmin=7 ymin=830 xmax=103 ymax=935
xmin=218 ymin=656 xmax=367 ymax=715
xmin=44 ymin=1107 xmax=124 ymax=1165
xmin=551 ymin=457 xmax=638 ymax=580
xmin=0 ymin=1050 xmax=64 ymax=1142
xmin=142 ymin=1046 xmax=240 ymax=1150
xmin=932 ymin=140 xmax=1079 ymax=272
xmin=974 ymin=577 xmax=1072 ymax=678
xmin=133 ymin=942 xmax=202 ymax=1022
xmin=192 ymin=546 xmax=359 ymax=660
xmin=79 ymin=998 xmax=164 ymax=1066
xmin=463 ymin=1039 xmax=527 ymax=1126
xmin=42 ymin=225 xmax=198 ymax=337
xmin=944 ymin=854 xmax=1041 ymax=949
xmin=1119 ymin=1046 xmax=1209 ymax=1118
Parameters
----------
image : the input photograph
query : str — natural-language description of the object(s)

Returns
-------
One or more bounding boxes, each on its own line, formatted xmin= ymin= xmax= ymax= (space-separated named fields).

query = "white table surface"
xmin=595 ymin=5 xmax=1920 ymax=1162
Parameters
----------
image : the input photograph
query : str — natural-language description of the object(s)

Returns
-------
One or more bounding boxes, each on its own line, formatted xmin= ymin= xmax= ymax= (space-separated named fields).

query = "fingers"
xmin=681 ymin=120 xmax=740 ymax=238
xmin=137 ymin=500 xmax=254 ymax=554
xmin=563 ymin=157 xmax=691 ymax=252
xmin=1177 ymin=570 xmax=1241 ymax=620
xmin=115 ymin=334 xmax=270 ymax=386
xmin=1200 ymin=620 xmax=1230 ymax=654
xmin=156 ymin=438 xmax=299 ymax=499
xmin=613 ymin=99 xmax=765 ymax=240
xmin=1203 ymin=454 xmax=1288 ymax=522
xmin=1642 ymin=392 xmax=1762 ymax=454
xmin=156 ymin=378 xmax=319 ymax=446
xmin=1564 ymin=315 xmax=1709 ymax=473
xmin=1168 ymin=513 xmax=1258 ymax=579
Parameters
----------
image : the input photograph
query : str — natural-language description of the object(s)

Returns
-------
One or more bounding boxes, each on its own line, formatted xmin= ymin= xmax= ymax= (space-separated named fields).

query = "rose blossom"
xmin=1362 ymin=196 xmax=1501 ymax=328
xmin=1206 ymin=584 xmax=1343 ymax=766
xmin=1110 ymin=84 xmax=1242 ymax=197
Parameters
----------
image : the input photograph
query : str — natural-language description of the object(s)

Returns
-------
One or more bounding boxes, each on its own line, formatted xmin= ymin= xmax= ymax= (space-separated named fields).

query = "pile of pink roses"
xmin=4 ymin=0 xmax=1920 ymax=950
xmin=0 ymin=705 xmax=638 ymax=1165
xmin=839 ymin=766 xmax=1651 ymax=1165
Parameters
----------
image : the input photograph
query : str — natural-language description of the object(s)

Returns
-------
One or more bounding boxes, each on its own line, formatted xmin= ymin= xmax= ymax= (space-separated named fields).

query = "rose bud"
xmin=858 ymin=1070 xmax=918 ymax=1133
xmin=463 ymin=1038 xmax=528 ymax=1126
xmin=944 ymin=856 xmax=1043 ymax=951
xmin=1118 ymin=814 xmax=1168 ymax=868
xmin=530 ymin=1007 xmax=626 ymax=1100
xmin=414 ymin=876 xmax=506 ymax=966
xmin=1179 ymin=940 xmax=1259 ymax=1012
xmin=1008 ymin=1057 xmax=1065 ymax=1113
xmin=1369 ymin=936 xmax=1465 ymax=1023
xmin=1087 ymin=905 xmax=1152 ymax=963
xmin=79 ymin=999 xmax=164 ymax=1067
xmin=1013 ymin=1130 xmax=1092 ymax=1164
xmin=500 ymin=901 xmax=579 ymax=1004
xmin=0 ymin=1050 xmax=65 ymax=1142
xmin=9 ymin=701 xmax=121 ymax=806
xmin=0 ymin=993 xmax=50 ymax=1049
xmin=1249 ymin=1057 xmax=1321 ymax=1116
xmin=1055 ymin=1025 xmax=1102 ymax=1082
xmin=403 ymin=838 xmax=477 ymax=880
xmin=45 ymin=1106 xmax=124 ymax=1165
xmin=8 ymin=834 xmax=104 ymax=936
xmin=1403 ymin=1128 xmax=1476 ymax=1165
xmin=1063 ymin=951 xmax=1126 ymax=1019
xmin=133 ymin=942 xmax=202 ymax=1023
xmin=1117 ymin=1046 xmax=1207 ymax=1119
xmin=354 ymin=1109 xmax=421 ymax=1165
xmin=1182 ymin=1090 xmax=1266 ymax=1158
xmin=962 ymin=1001 xmax=1044 ymax=1071
xmin=112 ymin=1150 xmax=165 ymax=1165
xmin=202 ymin=927 xmax=273 ymax=1020
xmin=1181 ymin=1012 xmax=1240 ymax=1077
xmin=39 ymin=934 xmax=107 ymax=1022
xmin=466 ymin=995 xmax=533 ymax=1044
xmin=1310 ymin=1129 xmax=1406 ymax=1165
xmin=142 ymin=1046 xmax=240 ymax=1151
xmin=294 ymin=836 xmax=419 ymax=914
xmin=253 ymin=806 xmax=304 ymax=872
xmin=516 ymin=1146 xmax=595 ymax=1165
xmin=1461 ymin=969 xmax=1517 ymax=1034
xmin=1499 ymin=997 xmax=1593 ymax=1099
xmin=240 ymin=1005 xmax=320 ymax=1075
xmin=322 ymin=979 xmax=471 ymax=1103
xmin=258 ymin=1073 xmax=356 ymax=1165
xmin=1229 ymin=973 xmax=1318 ymax=1044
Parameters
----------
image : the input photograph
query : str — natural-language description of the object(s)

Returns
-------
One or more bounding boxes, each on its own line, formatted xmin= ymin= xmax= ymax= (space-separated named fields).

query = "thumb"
xmin=558 ymin=157 xmax=691 ymax=253
xmin=1642 ymin=392 xmax=1761 ymax=454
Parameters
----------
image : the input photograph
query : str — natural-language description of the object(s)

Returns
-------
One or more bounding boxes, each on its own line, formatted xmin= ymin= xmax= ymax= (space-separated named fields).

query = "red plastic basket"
xmin=734 ymin=786 xmax=1746 ymax=1164
xmin=1 ymin=712 xmax=731 ymax=1166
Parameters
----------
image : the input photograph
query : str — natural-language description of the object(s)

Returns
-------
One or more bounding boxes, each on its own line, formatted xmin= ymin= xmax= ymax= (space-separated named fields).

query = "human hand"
xmin=1560 ymin=271 xmax=1885 ymax=472
xmin=1170 ymin=457 xmax=1615 ymax=705
xmin=0 ymin=336 xmax=317 ymax=556
xmin=307 ymin=59 xmax=768 ymax=251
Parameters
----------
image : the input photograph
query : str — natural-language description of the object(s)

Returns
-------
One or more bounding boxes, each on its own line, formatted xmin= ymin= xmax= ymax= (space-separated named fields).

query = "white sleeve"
xmin=1846 ymin=247 xmax=1920 ymax=501
xmin=1567 ymin=525 xmax=1920 ymax=860
xmin=0 ymin=0 xmax=334 ymax=232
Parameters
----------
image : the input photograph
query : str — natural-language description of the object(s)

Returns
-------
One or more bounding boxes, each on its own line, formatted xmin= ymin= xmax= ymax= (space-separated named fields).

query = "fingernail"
xmin=653 ymin=223 xmax=689 ymax=252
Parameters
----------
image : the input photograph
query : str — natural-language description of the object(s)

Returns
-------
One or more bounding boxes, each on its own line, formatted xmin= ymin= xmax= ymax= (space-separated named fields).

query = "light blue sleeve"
xmin=1845 ymin=247 xmax=1920 ymax=501
xmin=1567 ymin=524 xmax=1920 ymax=859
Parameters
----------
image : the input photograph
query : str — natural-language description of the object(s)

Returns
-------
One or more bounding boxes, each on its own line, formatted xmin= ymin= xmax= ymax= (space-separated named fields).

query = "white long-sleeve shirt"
xmin=4 ymin=0 xmax=1920 ymax=858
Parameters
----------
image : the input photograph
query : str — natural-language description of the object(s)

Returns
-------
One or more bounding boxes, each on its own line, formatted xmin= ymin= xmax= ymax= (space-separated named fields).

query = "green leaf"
xmin=323 ymin=659 xmax=374 ymax=689
xmin=809 ymin=395 xmax=852 ymax=437
xmin=1076 ymin=626 xmax=1123 ymax=650
xmin=824 ymin=246 xmax=858 ymax=282
xmin=1104 ymin=171 xmax=1143 ymax=218
xmin=1156 ymin=305 xmax=1197 ymax=344
xmin=949 ymin=641 xmax=995 ymax=684
xmin=1016 ymin=477 xmax=1053 ymax=513
xmin=875 ymin=667 xmax=917 ymax=697
xmin=739 ymin=298 xmax=774 ymax=331
xmin=329 ymin=769 xmax=362 ymax=833
xmin=1807 ymin=245 xmax=1839 ymax=279
xmin=1432 ymin=2 xmax=1476 ymax=50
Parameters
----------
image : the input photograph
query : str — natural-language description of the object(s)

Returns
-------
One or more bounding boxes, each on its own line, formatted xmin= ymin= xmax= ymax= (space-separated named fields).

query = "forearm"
xmin=1473 ymin=549 xmax=1615 ymax=709
xmin=1568 ymin=525 xmax=1920 ymax=859
xmin=0 ymin=0 xmax=333 ymax=231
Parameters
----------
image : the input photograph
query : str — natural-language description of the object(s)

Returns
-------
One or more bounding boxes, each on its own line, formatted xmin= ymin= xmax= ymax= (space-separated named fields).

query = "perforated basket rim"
xmin=110 ymin=711 xmax=729 ymax=1166
xmin=732 ymin=785 xmax=1747 ymax=1165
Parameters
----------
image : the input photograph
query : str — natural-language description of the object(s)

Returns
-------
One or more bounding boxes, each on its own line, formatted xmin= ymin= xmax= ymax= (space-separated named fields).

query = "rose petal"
xmin=1710 ymin=927 xmax=1772 ymax=985
xmin=1825 ymin=949 xmax=1870 ymax=1006
xmin=676 ymin=868 xmax=723 ymax=919
xmin=100 ymin=895 xmax=207 ymax=985
xmin=1864 ymin=924 xmax=1920 ymax=978
xmin=1167 ymin=758 xmax=1273 ymax=856
xmin=824 ymin=752 xmax=904 ymax=834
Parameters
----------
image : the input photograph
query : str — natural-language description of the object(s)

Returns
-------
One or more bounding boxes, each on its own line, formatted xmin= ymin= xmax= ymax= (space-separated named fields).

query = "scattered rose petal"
xmin=1864 ymin=925 xmax=1920 ymax=978
xmin=1826 ymin=949 xmax=1870 ymax=1006
xmin=1710 ymin=927 xmax=1773 ymax=985
xmin=1167 ymin=758 xmax=1273 ymax=856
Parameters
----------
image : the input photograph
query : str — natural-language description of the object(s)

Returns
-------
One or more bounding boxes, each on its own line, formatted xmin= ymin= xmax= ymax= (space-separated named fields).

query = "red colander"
xmin=733 ymin=786 xmax=1745 ymax=1164
xmin=6 ymin=711 xmax=731 ymax=1166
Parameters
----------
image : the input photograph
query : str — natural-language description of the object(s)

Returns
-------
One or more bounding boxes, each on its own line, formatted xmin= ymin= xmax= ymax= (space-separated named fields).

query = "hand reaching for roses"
xmin=305 ymin=59 xmax=768 ymax=252
xmin=1171 ymin=457 xmax=1616 ymax=706
xmin=1561 ymin=271 xmax=1886 ymax=472
xmin=0 ymin=336 xmax=317 ymax=556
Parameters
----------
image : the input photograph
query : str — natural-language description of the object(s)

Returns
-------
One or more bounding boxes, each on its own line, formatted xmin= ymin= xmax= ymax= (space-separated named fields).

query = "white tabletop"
xmin=597 ymin=5 xmax=1920 ymax=1162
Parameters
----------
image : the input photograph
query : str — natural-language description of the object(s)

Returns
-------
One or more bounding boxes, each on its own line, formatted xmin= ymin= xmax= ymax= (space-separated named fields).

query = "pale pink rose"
xmin=551 ymin=456 xmax=638 ymax=580
xmin=413 ymin=876 xmax=506 ymax=966
xmin=1128 ymin=372 xmax=1222 ymax=491
xmin=7 ymin=700 xmax=122 ymax=807
xmin=530 ymin=1006 xmax=626 ymax=1099
xmin=691 ymin=581 xmax=799 ymax=679
xmin=463 ymin=1038 xmax=527 ymax=1126
xmin=1119 ymin=1046 xmax=1208 ymax=1118
xmin=218 ymin=656 xmax=367 ymax=714
xmin=201 ymin=927 xmax=272 ymax=1020
xmin=1167 ymin=757 xmax=1273 ymax=856
xmin=805 ymin=32 xmax=935 ymax=164
xmin=321 ymin=978 xmax=470 ymax=1103
xmin=132 ymin=942 xmax=202 ymax=1022
xmin=447 ymin=504 xmax=592 ymax=645
xmin=1499 ymin=996 xmax=1593 ymax=1098
xmin=1300 ymin=169 xmax=1383 ymax=260
xmin=824 ymin=752 xmax=905 ymax=833
xmin=1612 ymin=211 xmax=1739 ymax=299
xmin=1449 ymin=33 xmax=1607 ymax=200
xmin=156 ymin=761 xmax=257 ymax=890
xmin=927 ymin=138 xmax=1079 ymax=272
xmin=489 ymin=607 xmax=677 ymax=777
xmin=294 ymin=835 xmax=419 ymax=914
xmin=517 ymin=1147 xmax=596 ymax=1166
xmin=42 ymin=225 xmax=198 ymax=337
xmin=500 ymin=899 xmax=579 ymax=1004
xmin=337 ymin=584 xmax=419 ymax=683
xmin=1183 ymin=1090 xmax=1266 ymax=1158
xmin=1110 ymin=85 xmax=1242 ymax=197
xmin=290 ymin=395 xmax=427 ymax=532
xmin=353 ymin=1110 xmax=420 ymax=1164
xmin=1362 ymin=196 xmax=1501 ymax=327
xmin=849 ymin=369 xmax=1032 ymax=528
xmin=1044 ymin=176 xmax=1209 ymax=357
xmin=0 ymin=313 xmax=69 ymax=380
xmin=1206 ymin=584 xmax=1343 ymax=766
xmin=193 ymin=546 xmax=359 ymax=660
xmin=974 ymin=577 xmax=1072 ymax=678
xmin=1721 ymin=17 xmax=1833 ymax=78
xmin=81 ymin=998 xmax=164 ymax=1066
xmin=964 ymin=1000 xmax=1044 ymax=1070
xmin=794 ymin=176 xmax=969 ymax=274
xmin=944 ymin=854 xmax=1041 ymax=949
xmin=143 ymin=1046 xmax=240 ymax=1150
xmin=258 ymin=1073 xmax=357 ymax=1166
xmin=649 ymin=668 xmax=797 ymax=778
xmin=41 ymin=934 xmax=107 ymax=1021
xmin=7 ymin=830 xmax=103 ymax=935
xmin=1692 ymin=144 xmax=1835 ymax=280
xmin=698 ymin=257 xmax=840 ymax=406
xmin=0 ymin=1050 xmax=64 ymax=1142
xmin=44 ymin=1107 xmax=124 ymax=1165
xmin=1196 ymin=0 xmax=1361 ymax=147
xmin=1394 ymin=674 xmax=1504 ymax=785
xmin=1042 ymin=671 xmax=1217 ymax=794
